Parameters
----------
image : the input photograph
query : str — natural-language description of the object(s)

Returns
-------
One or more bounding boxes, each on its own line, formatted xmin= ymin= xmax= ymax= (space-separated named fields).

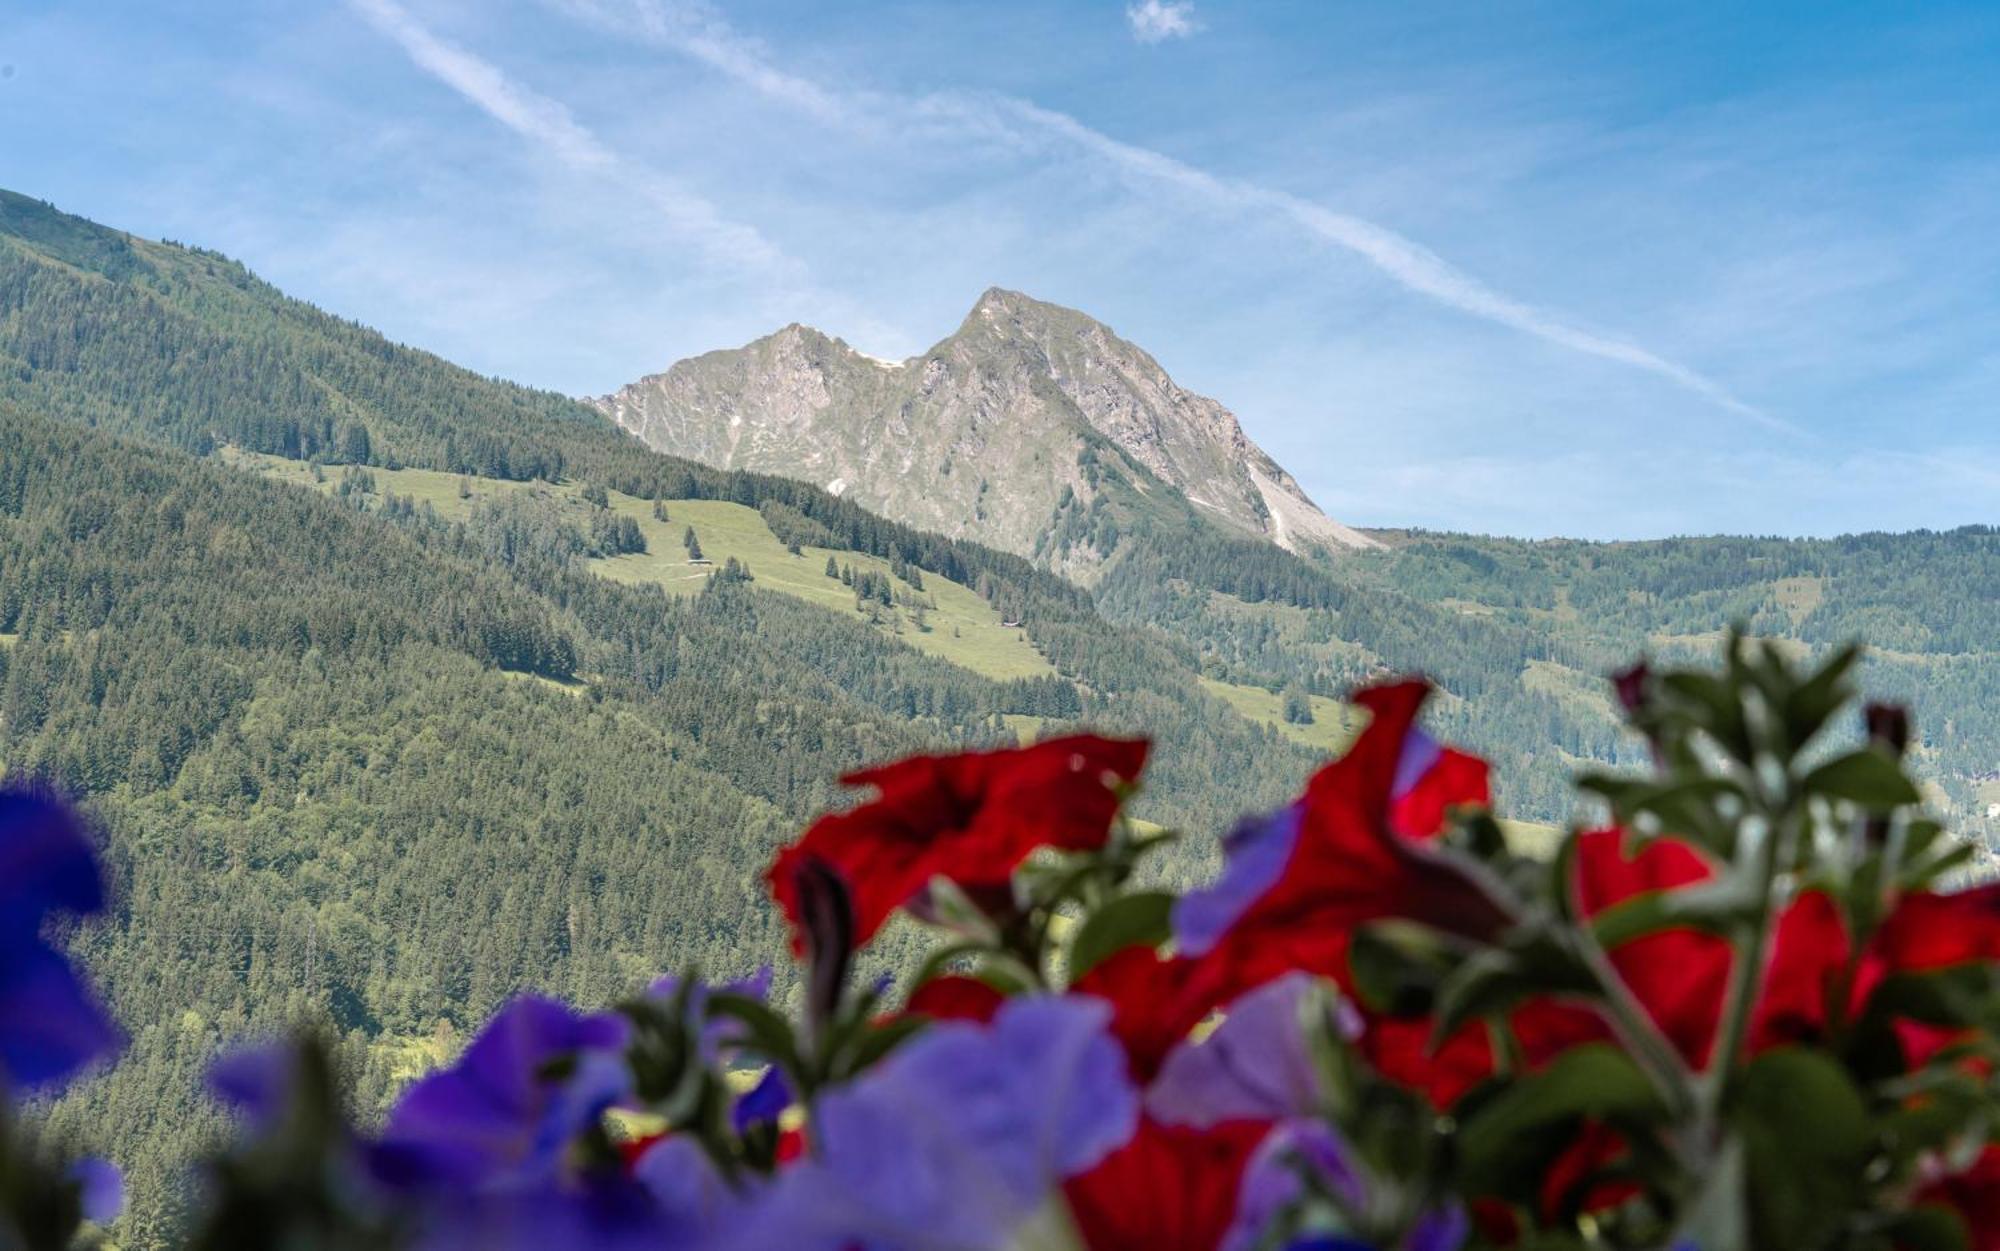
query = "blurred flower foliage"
xmin=6 ymin=633 xmax=2000 ymax=1250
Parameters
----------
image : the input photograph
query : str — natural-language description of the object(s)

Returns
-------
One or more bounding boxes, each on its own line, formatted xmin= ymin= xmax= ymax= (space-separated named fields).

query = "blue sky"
xmin=3 ymin=1 xmax=1997 ymax=539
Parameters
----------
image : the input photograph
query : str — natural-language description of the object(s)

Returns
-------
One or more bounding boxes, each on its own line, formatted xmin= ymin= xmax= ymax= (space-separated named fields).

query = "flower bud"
xmin=1864 ymin=702 xmax=1912 ymax=758
xmin=1611 ymin=661 xmax=1654 ymax=719
xmin=793 ymin=856 xmax=855 ymax=1041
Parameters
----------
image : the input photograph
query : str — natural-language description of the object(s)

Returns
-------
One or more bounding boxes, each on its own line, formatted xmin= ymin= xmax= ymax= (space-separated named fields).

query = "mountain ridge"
xmin=591 ymin=286 xmax=1378 ymax=575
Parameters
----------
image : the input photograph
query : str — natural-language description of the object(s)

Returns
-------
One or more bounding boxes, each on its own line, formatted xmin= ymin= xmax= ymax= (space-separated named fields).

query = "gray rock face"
xmin=592 ymin=288 xmax=1376 ymax=573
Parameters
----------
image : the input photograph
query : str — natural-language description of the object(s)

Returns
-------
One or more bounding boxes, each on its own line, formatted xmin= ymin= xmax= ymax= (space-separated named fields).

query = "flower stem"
xmin=1575 ymin=929 xmax=1698 ymax=1124
xmin=1702 ymin=804 xmax=1795 ymax=1138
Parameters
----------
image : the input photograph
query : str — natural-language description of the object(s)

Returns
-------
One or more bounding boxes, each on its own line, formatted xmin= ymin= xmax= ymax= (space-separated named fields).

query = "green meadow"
xmin=1198 ymin=676 xmax=1361 ymax=755
xmin=226 ymin=451 xmax=1057 ymax=684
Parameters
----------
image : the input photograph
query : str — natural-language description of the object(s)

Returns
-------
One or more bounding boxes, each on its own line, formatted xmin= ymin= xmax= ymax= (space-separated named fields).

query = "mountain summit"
xmin=592 ymin=288 xmax=1376 ymax=573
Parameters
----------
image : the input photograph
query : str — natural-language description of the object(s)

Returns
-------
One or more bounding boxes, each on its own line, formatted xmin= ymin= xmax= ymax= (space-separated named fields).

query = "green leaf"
xmin=833 ymin=1014 xmax=929 ymax=1079
xmin=1802 ymin=749 xmax=1921 ymax=812
xmin=1457 ymin=1044 xmax=1667 ymax=1197
xmin=1880 ymin=1206 xmax=1972 ymax=1251
xmin=1591 ymin=875 xmax=1761 ymax=949
xmin=1066 ymin=891 xmax=1174 ymax=979
xmin=706 ymin=991 xmax=804 ymax=1077
xmin=1732 ymin=1047 xmax=1871 ymax=1251
xmin=1782 ymin=642 xmax=1862 ymax=750
xmin=1429 ymin=932 xmax=1594 ymax=1044
xmin=1346 ymin=923 xmax=1452 ymax=1016
xmin=910 ymin=939 xmax=995 ymax=989
xmin=1575 ymin=776 xmax=1742 ymax=852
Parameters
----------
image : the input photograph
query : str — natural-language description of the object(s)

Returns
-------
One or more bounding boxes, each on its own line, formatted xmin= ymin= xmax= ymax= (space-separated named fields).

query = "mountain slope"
xmin=593 ymin=287 xmax=1375 ymax=573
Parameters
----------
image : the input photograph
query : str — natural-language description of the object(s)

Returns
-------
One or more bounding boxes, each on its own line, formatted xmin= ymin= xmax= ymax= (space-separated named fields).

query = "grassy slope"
xmin=228 ymin=451 xmax=1056 ymax=683
xmin=1197 ymin=676 xmax=1360 ymax=755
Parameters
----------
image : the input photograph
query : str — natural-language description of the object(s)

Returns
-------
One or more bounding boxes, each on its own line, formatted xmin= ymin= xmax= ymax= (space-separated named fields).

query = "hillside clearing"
xmin=224 ymin=451 xmax=1057 ymax=684
xmin=1198 ymin=677 xmax=1361 ymax=755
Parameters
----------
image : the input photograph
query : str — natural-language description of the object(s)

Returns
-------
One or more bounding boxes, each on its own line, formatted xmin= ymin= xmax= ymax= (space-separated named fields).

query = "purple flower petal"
xmin=0 ymin=793 xmax=103 ymax=929
xmin=380 ymin=996 xmax=632 ymax=1191
xmin=1390 ymin=729 xmax=1443 ymax=800
xmin=1174 ymin=806 xmax=1302 ymax=958
xmin=0 ymin=937 xmax=121 ymax=1090
xmin=1148 ymin=974 xmax=1329 ymax=1127
xmin=1405 ymin=1205 xmax=1470 ymax=1251
xmin=731 ymin=995 xmax=1139 ymax=1250
xmin=69 ymin=1157 xmax=122 ymax=1225
xmin=208 ymin=1040 xmax=296 ymax=1131
xmin=0 ymin=792 xmax=119 ymax=1090
xmin=631 ymin=1135 xmax=762 ymax=1248
xmin=408 ymin=1181 xmax=670 ymax=1251
xmin=1224 ymin=1122 xmax=1366 ymax=1251
xmin=731 ymin=1066 xmax=791 ymax=1133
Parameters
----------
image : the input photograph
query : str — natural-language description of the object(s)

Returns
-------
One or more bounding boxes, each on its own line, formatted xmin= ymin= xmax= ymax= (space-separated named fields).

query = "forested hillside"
xmin=0 ymin=192 xmax=1328 ymax=1245
xmin=1095 ymin=519 xmax=2000 ymax=826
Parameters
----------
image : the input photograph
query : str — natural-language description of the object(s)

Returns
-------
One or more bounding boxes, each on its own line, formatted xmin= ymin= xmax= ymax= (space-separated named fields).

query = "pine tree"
xmin=825 ymin=556 xmax=840 ymax=578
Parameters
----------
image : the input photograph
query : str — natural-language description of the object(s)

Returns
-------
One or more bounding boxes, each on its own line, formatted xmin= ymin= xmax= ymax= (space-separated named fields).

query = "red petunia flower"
xmin=1062 ymin=1116 xmax=1274 ymax=1251
xmin=766 ymin=735 xmax=1149 ymax=953
xmin=1570 ymin=828 xmax=1988 ymax=1072
xmin=1360 ymin=998 xmax=1608 ymax=1111
xmin=1877 ymin=885 xmax=2000 ymax=972
xmin=1071 ymin=946 xmax=1236 ymax=1084
xmin=1538 ymin=1120 xmax=1643 ymax=1225
xmin=1571 ymin=830 xmax=1733 ymax=1067
xmin=1174 ymin=681 xmax=1513 ymax=1011
xmin=905 ymin=975 xmax=1007 ymax=1024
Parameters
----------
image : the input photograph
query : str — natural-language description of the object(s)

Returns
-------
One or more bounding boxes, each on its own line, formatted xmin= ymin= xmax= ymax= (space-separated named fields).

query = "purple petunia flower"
xmin=1224 ymin=1122 xmax=1466 ymax=1251
xmin=730 ymin=1066 xmax=791 ymax=1133
xmin=374 ymin=995 xmax=632 ymax=1192
xmin=0 ymin=793 xmax=121 ymax=1091
xmin=1148 ymin=973 xmax=1352 ymax=1130
xmin=1225 ymin=1122 xmax=1366 ymax=1251
xmin=208 ymin=1038 xmax=301 ymax=1133
xmin=404 ymin=1179 xmax=674 ymax=1251
xmin=68 ymin=1157 xmax=123 ymax=1226
xmin=1173 ymin=805 xmax=1303 ymax=959
xmin=726 ymin=994 xmax=1140 ymax=1250
xmin=630 ymin=1134 xmax=767 ymax=1249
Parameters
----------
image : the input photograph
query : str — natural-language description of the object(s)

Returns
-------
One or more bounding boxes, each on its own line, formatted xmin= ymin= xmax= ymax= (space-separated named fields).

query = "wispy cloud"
xmin=554 ymin=0 xmax=1780 ymax=430
xmin=1000 ymin=99 xmax=1796 ymax=435
xmin=347 ymin=0 xmax=791 ymax=275
xmin=1126 ymin=1 xmax=1200 ymax=44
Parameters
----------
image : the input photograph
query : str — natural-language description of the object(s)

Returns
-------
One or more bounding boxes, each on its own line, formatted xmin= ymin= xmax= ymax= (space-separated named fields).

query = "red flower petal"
xmin=1072 ymin=947 xmax=1233 ymax=1083
xmin=906 ymin=975 xmax=1006 ymax=1024
xmin=1185 ymin=681 xmax=1509 ymax=1014
xmin=1062 ymin=1116 xmax=1273 ymax=1251
xmin=1360 ymin=998 xmax=1607 ymax=1110
xmin=1539 ymin=1120 xmax=1642 ymax=1223
xmin=767 ymin=735 xmax=1148 ymax=952
xmin=1572 ymin=830 xmax=1730 ymax=1067
xmin=1879 ymin=886 xmax=2000 ymax=972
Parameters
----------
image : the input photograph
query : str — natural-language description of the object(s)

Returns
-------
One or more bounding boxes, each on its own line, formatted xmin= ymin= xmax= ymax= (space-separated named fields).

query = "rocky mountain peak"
xmin=591 ymin=290 xmax=1378 ymax=575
